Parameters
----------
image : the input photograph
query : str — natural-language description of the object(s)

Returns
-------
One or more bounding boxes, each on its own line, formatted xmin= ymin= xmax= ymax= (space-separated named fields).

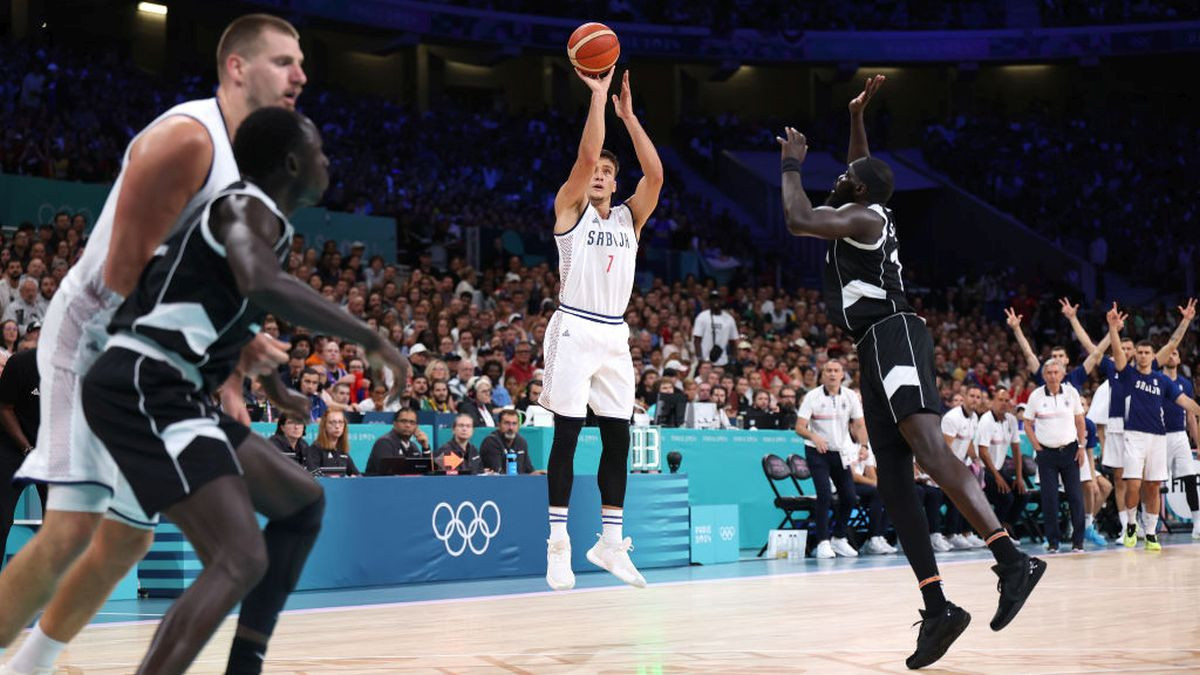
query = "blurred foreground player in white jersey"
xmin=540 ymin=69 xmax=663 ymax=591
xmin=0 ymin=15 xmax=308 ymax=675
xmin=777 ymin=76 xmax=1044 ymax=669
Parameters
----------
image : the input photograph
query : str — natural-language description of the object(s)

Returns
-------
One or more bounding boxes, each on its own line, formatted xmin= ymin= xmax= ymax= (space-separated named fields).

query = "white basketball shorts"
xmin=1166 ymin=431 xmax=1197 ymax=478
xmin=14 ymin=279 xmax=157 ymax=528
xmin=1101 ymin=425 xmax=1125 ymax=470
xmin=1123 ymin=430 xmax=1167 ymax=482
xmin=538 ymin=310 xmax=635 ymax=419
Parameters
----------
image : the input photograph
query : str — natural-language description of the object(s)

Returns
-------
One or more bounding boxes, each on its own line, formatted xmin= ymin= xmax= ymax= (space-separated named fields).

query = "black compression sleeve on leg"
xmin=874 ymin=447 xmax=945 ymax=611
xmin=1184 ymin=473 xmax=1199 ymax=512
xmin=227 ymin=493 xmax=325 ymax=675
xmin=548 ymin=415 xmax=585 ymax=508
xmin=596 ymin=416 xmax=631 ymax=507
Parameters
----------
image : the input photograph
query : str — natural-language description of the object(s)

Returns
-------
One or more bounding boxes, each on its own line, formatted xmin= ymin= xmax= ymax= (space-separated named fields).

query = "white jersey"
xmin=555 ymin=201 xmax=637 ymax=323
xmin=1087 ymin=380 xmax=1111 ymax=426
xmin=61 ymin=98 xmax=239 ymax=304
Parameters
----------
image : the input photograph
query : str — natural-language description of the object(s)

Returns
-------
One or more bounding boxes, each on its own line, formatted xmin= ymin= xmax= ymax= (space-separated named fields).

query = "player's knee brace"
xmin=548 ymin=415 xmax=585 ymax=507
xmin=596 ymin=416 xmax=631 ymax=507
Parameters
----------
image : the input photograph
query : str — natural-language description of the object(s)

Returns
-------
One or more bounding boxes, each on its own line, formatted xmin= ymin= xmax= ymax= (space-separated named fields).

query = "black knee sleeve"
xmin=596 ymin=416 xmax=631 ymax=508
xmin=1184 ymin=473 xmax=1199 ymax=512
xmin=236 ymin=492 xmax=325 ymax=639
xmin=548 ymin=415 xmax=585 ymax=507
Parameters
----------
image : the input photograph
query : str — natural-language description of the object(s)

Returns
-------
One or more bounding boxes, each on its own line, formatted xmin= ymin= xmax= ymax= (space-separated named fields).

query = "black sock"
xmin=1145 ymin=533 xmax=1158 ymax=543
xmin=1127 ymin=522 xmax=1137 ymax=536
xmin=227 ymin=636 xmax=267 ymax=675
xmin=919 ymin=577 xmax=947 ymax=614
xmin=985 ymin=529 xmax=1024 ymax=565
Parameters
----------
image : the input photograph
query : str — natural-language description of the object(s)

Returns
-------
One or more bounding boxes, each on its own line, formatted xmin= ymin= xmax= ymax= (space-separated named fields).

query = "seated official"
xmin=457 ymin=377 xmax=496 ymax=428
xmin=269 ymin=414 xmax=309 ymax=466
xmin=434 ymin=413 xmax=482 ymax=474
xmin=653 ymin=379 xmax=687 ymax=428
xmin=304 ymin=410 xmax=360 ymax=477
xmin=743 ymin=389 xmax=780 ymax=430
xmin=479 ymin=409 xmax=544 ymax=475
xmin=365 ymin=408 xmax=431 ymax=475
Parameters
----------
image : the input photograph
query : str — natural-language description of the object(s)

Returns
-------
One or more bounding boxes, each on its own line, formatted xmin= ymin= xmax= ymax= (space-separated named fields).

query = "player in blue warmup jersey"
xmin=1159 ymin=347 xmax=1200 ymax=537
xmin=1105 ymin=303 xmax=1200 ymax=551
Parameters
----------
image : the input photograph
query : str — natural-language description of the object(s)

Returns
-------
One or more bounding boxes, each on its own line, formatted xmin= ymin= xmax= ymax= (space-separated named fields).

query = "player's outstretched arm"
xmin=104 ymin=117 xmax=213 ymax=296
xmin=847 ymin=74 xmax=884 ymax=163
xmin=1059 ymin=297 xmax=1100 ymax=354
xmin=612 ymin=71 xmax=664 ymax=238
xmin=777 ymin=127 xmax=881 ymax=242
xmin=1081 ymin=333 xmax=1111 ymax=373
xmin=215 ymin=195 xmax=410 ymax=396
xmin=1106 ymin=303 xmax=1128 ymax=372
xmin=1004 ymin=308 xmax=1040 ymax=375
xmin=1154 ymin=298 xmax=1196 ymax=365
xmin=554 ymin=68 xmax=614 ymax=232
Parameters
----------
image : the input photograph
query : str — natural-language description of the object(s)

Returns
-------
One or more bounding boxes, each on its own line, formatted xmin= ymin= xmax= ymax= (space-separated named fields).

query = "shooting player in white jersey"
xmin=0 ymin=15 xmax=313 ymax=675
xmin=540 ymin=69 xmax=663 ymax=591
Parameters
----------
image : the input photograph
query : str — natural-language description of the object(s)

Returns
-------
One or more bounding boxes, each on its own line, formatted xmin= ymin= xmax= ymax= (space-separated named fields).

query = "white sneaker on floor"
xmin=813 ymin=539 xmax=836 ymax=559
xmin=873 ymin=535 xmax=899 ymax=554
xmin=930 ymin=533 xmax=952 ymax=552
xmin=831 ymin=537 xmax=859 ymax=557
xmin=948 ymin=534 xmax=973 ymax=550
xmin=546 ymin=538 xmax=575 ymax=591
xmin=586 ymin=536 xmax=647 ymax=588
xmin=964 ymin=533 xmax=986 ymax=548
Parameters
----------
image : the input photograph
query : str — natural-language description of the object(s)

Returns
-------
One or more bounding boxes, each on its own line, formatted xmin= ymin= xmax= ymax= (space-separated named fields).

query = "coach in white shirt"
xmin=796 ymin=360 xmax=868 ymax=559
xmin=1024 ymin=360 xmax=1087 ymax=552
xmin=940 ymin=386 xmax=986 ymax=548
xmin=974 ymin=386 xmax=1027 ymax=533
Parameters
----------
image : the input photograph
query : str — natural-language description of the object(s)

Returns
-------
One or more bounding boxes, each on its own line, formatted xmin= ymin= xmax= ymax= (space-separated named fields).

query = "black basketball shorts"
xmin=82 ymin=347 xmax=250 ymax=517
xmin=854 ymin=313 xmax=941 ymax=454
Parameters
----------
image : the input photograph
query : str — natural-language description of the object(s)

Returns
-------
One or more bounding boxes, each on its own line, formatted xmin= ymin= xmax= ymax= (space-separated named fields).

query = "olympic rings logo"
xmin=431 ymin=500 xmax=502 ymax=557
xmin=719 ymin=526 xmax=736 ymax=541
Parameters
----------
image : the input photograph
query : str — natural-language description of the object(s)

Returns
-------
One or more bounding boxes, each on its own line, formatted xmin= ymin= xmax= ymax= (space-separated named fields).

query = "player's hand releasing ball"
xmin=575 ymin=66 xmax=615 ymax=96
xmin=612 ymin=70 xmax=634 ymax=120
xmin=776 ymin=127 xmax=808 ymax=163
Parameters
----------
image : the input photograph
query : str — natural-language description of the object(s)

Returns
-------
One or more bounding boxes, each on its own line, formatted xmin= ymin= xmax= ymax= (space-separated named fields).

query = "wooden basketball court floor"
xmin=14 ymin=536 xmax=1200 ymax=673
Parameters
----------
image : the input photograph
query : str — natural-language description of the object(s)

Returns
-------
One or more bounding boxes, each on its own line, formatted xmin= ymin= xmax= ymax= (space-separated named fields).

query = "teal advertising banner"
xmin=0 ymin=173 xmax=397 ymax=263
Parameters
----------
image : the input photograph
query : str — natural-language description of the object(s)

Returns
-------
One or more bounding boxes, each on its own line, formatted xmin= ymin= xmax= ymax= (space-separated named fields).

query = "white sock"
xmin=1118 ymin=510 xmax=1128 ymax=527
xmin=1085 ymin=514 xmax=1095 ymax=529
xmin=601 ymin=507 xmax=623 ymax=543
xmin=9 ymin=622 xmax=67 ymax=673
xmin=1192 ymin=511 xmax=1200 ymax=529
xmin=1143 ymin=512 xmax=1158 ymax=537
xmin=549 ymin=506 xmax=569 ymax=541
xmin=1126 ymin=508 xmax=1138 ymax=527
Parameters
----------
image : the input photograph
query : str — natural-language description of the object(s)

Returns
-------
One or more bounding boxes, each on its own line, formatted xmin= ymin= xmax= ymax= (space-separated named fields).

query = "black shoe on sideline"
xmin=905 ymin=602 xmax=971 ymax=670
xmin=990 ymin=554 xmax=1046 ymax=631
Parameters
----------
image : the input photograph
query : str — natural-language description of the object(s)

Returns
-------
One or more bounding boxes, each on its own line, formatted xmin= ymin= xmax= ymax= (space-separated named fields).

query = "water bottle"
xmin=506 ymin=448 xmax=518 ymax=475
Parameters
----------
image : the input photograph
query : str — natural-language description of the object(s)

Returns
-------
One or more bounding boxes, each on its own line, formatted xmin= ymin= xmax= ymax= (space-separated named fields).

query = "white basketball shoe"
xmin=546 ymin=538 xmax=575 ymax=591
xmin=587 ymin=535 xmax=647 ymax=588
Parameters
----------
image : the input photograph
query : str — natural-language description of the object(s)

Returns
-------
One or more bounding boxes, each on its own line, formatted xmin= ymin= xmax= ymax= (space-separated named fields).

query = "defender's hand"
xmin=848 ymin=74 xmax=885 ymax=115
xmin=611 ymin=70 xmax=634 ymax=120
xmin=776 ymin=127 xmax=808 ymax=164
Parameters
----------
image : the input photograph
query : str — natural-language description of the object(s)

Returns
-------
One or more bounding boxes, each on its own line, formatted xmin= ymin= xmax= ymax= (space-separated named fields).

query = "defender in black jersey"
xmin=777 ymin=76 xmax=1044 ymax=670
xmin=81 ymin=108 xmax=408 ymax=675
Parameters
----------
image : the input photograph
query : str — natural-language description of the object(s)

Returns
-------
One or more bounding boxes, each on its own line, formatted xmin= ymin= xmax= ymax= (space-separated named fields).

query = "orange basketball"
xmin=567 ymin=22 xmax=620 ymax=75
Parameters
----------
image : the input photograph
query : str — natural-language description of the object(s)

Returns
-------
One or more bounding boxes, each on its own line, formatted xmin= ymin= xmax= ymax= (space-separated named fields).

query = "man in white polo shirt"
xmin=940 ymin=385 xmax=986 ymax=548
xmin=975 ymin=386 xmax=1026 ymax=536
xmin=1024 ymin=361 xmax=1087 ymax=553
xmin=796 ymin=359 xmax=869 ymax=558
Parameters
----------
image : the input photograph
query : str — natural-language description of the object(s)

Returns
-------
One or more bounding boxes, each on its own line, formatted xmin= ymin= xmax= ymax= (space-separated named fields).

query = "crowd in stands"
xmin=451 ymin=0 xmax=1195 ymax=29
xmin=922 ymin=103 xmax=1198 ymax=288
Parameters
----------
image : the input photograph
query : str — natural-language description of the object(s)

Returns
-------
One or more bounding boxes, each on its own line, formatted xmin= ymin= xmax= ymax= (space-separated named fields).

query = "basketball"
xmin=567 ymin=22 xmax=620 ymax=75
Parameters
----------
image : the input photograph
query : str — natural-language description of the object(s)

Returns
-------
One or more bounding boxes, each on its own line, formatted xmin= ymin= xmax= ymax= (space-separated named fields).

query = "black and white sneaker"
xmin=905 ymin=602 xmax=971 ymax=670
xmin=990 ymin=554 xmax=1046 ymax=631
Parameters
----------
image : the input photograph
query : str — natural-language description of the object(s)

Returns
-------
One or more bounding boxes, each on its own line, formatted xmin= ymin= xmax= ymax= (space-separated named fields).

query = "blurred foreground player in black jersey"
xmin=81 ymin=108 xmax=407 ymax=675
xmin=777 ymin=76 xmax=1045 ymax=670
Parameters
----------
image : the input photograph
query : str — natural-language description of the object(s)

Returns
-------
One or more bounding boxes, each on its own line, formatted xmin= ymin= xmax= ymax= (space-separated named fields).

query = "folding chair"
xmin=756 ymin=454 xmax=816 ymax=556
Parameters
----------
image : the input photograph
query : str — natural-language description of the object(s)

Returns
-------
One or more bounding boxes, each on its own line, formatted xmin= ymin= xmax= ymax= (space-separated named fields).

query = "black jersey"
xmin=821 ymin=203 xmax=914 ymax=340
xmin=107 ymin=181 xmax=292 ymax=392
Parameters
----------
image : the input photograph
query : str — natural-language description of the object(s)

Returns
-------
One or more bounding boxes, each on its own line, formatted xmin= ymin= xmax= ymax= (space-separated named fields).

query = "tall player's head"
xmin=588 ymin=149 xmax=620 ymax=206
xmin=1134 ymin=340 xmax=1156 ymax=370
xmin=825 ymin=156 xmax=894 ymax=208
xmin=233 ymin=107 xmax=329 ymax=215
xmin=217 ymin=14 xmax=306 ymax=112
